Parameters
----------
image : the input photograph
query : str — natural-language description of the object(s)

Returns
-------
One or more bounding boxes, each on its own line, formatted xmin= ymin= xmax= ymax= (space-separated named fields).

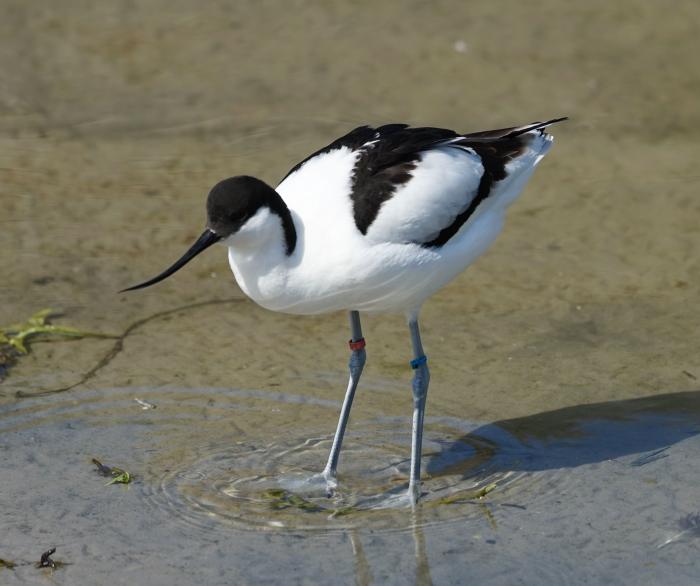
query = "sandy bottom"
xmin=1 ymin=1 xmax=700 ymax=583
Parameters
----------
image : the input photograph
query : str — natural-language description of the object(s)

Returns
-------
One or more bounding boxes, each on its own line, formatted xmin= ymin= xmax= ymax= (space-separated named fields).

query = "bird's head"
xmin=121 ymin=175 xmax=279 ymax=292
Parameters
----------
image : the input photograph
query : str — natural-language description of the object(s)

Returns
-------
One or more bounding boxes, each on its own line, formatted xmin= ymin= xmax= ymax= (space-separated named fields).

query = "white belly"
xmin=228 ymin=204 xmax=505 ymax=316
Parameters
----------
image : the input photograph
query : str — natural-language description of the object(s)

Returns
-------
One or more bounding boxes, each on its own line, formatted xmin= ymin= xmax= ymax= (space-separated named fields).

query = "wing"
xmin=360 ymin=118 xmax=566 ymax=247
xmin=364 ymin=145 xmax=484 ymax=245
xmin=349 ymin=125 xmax=462 ymax=234
xmin=279 ymin=118 xmax=566 ymax=247
xmin=277 ymin=123 xmax=462 ymax=233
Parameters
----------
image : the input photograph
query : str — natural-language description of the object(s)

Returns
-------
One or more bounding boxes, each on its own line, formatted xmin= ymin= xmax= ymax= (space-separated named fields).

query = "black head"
xmin=120 ymin=175 xmax=295 ymax=292
xmin=206 ymin=175 xmax=279 ymax=238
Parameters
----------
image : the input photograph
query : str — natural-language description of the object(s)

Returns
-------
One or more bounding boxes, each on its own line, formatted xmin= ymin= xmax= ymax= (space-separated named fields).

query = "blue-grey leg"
xmin=408 ymin=318 xmax=430 ymax=503
xmin=322 ymin=310 xmax=366 ymax=487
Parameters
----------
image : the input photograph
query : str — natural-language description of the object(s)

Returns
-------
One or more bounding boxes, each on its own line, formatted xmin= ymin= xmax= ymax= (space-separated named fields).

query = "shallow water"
xmin=2 ymin=385 xmax=700 ymax=584
xmin=2 ymin=0 xmax=700 ymax=583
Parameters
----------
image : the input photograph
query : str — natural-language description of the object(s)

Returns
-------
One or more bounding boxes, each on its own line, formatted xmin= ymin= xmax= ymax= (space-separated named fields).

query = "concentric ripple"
xmin=143 ymin=420 xmax=528 ymax=533
xmin=3 ymin=385 xmax=700 ymax=548
xmin=0 ymin=385 xmax=530 ymax=534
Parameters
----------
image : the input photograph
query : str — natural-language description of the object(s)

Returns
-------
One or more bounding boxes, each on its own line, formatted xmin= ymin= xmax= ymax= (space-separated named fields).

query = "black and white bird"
xmin=123 ymin=118 xmax=566 ymax=503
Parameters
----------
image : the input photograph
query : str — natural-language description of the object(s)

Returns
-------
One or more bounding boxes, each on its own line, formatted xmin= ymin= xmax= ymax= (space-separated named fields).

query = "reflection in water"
xmin=348 ymin=510 xmax=433 ymax=586
xmin=350 ymin=530 xmax=372 ymax=586
xmin=412 ymin=509 xmax=433 ymax=586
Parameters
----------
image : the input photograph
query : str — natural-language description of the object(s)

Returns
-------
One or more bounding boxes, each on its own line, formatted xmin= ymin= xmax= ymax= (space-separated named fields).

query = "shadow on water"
xmin=430 ymin=389 xmax=700 ymax=479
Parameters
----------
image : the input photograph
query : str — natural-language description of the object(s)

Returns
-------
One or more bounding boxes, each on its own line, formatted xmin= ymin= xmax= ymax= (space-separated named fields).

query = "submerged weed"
xmin=261 ymin=488 xmax=324 ymax=513
xmin=92 ymin=458 xmax=133 ymax=486
xmin=436 ymin=482 xmax=498 ymax=505
xmin=0 ymin=309 xmax=116 ymax=381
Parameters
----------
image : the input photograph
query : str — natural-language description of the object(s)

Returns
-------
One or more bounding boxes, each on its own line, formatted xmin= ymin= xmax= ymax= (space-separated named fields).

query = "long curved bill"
xmin=120 ymin=229 xmax=221 ymax=292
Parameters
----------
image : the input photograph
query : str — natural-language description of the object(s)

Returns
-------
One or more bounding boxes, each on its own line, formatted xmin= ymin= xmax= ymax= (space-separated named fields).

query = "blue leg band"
xmin=410 ymin=355 xmax=428 ymax=369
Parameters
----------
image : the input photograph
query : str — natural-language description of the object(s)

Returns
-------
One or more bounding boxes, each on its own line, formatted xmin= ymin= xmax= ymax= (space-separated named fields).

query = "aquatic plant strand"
xmin=0 ymin=307 xmax=118 ymax=383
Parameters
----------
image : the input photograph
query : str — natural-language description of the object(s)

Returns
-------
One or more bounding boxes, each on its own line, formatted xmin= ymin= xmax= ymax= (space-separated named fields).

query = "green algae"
xmin=261 ymin=488 xmax=324 ymax=513
xmin=435 ymin=482 xmax=498 ymax=506
xmin=92 ymin=458 xmax=133 ymax=486
xmin=0 ymin=309 xmax=116 ymax=382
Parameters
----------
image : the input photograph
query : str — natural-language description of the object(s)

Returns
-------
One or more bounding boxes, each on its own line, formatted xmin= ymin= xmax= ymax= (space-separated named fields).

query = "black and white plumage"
xmin=284 ymin=120 xmax=562 ymax=247
xmin=123 ymin=117 xmax=566 ymax=503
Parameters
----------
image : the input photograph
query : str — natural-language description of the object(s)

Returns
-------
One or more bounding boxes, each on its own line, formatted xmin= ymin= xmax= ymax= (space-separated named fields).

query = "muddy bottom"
xmin=1 ymin=385 xmax=699 ymax=584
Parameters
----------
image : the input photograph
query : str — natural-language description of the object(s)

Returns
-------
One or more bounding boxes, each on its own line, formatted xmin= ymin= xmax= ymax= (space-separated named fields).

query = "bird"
xmin=122 ymin=117 xmax=566 ymax=503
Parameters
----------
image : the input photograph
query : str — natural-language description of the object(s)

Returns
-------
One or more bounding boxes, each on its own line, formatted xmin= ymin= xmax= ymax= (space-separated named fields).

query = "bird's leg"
xmin=408 ymin=318 xmax=430 ymax=504
xmin=322 ymin=310 xmax=366 ymax=490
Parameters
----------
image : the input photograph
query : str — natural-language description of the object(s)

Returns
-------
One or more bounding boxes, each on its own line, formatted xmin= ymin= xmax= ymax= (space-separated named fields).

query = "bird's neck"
xmin=224 ymin=190 xmax=297 ymax=258
xmin=264 ymin=189 xmax=297 ymax=256
xmin=224 ymin=192 xmax=299 ymax=306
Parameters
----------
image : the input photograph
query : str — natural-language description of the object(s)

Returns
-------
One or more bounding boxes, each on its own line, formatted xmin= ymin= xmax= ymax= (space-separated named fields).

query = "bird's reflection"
xmin=349 ymin=509 xmax=434 ymax=586
xmin=412 ymin=508 xmax=433 ymax=586
xmin=349 ymin=529 xmax=372 ymax=586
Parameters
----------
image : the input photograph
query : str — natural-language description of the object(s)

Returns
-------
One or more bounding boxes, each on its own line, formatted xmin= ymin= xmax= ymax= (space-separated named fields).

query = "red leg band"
xmin=348 ymin=338 xmax=366 ymax=351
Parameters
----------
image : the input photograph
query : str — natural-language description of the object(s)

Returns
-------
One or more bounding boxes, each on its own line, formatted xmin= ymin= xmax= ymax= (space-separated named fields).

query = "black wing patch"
xmin=350 ymin=125 xmax=460 ymax=234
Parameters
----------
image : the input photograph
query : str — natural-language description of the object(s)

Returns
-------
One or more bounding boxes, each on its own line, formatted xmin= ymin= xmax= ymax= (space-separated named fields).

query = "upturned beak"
xmin=120 ymin=229 xmax=221 ymax=292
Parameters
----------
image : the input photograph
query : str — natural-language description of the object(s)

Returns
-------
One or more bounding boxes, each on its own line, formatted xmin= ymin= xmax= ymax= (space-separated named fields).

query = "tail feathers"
xmin=460 ymin=117 xmax=567 ymax=142
xmin=505 ymin=117 xmax=568 ymax=138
